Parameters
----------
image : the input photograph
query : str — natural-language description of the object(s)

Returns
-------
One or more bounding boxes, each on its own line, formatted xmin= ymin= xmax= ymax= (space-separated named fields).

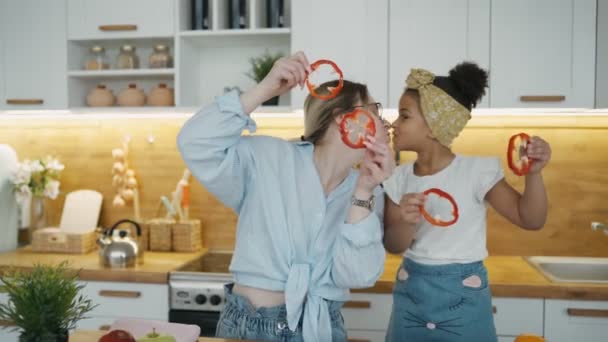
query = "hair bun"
xmin=448 ymin=62 xmax=488 ymax=108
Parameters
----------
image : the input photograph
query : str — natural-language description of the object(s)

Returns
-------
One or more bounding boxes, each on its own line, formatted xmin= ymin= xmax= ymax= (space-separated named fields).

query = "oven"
xmin=169 ymin=251 xmax=233 ymax=337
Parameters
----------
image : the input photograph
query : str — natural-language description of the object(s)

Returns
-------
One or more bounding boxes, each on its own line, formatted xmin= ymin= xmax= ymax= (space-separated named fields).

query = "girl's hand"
xmin=356 ymin=136 xmax=396 ymax=194
xmin=399 ymin=193 xmax=425 ymax=225
xmin=527 ymin=136 xmax=551 ymax=174
xmin=257 ymin=51 xmax=312 ymax=100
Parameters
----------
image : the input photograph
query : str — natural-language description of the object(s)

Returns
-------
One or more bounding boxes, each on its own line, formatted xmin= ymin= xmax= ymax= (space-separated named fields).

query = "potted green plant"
xmin=0 ymin=262 xmax=96 ymax=342
xmin=246 ymin=51 xmax=284 ymax=106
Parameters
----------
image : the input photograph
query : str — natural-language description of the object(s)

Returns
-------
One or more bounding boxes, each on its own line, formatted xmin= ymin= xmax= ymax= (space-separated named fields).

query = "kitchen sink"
xmin=526 ymin=256 xmax=608 ymax=284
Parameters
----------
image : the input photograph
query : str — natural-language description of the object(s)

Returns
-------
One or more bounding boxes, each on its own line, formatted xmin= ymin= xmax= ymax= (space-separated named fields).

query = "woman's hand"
xmin=527 ymin=136 xmax=551 ymax=174
xmin=240 ymin=51 xmax=311 ymax=113
xmin=356 ymin=136 xmax=396 ymax=195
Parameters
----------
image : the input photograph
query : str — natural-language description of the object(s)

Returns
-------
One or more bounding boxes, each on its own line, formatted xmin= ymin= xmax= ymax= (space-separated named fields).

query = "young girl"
xmin=383 ymin=62 xmax=551 ymax=341
xmin=177 ymin=52 xmax=394 ymax=341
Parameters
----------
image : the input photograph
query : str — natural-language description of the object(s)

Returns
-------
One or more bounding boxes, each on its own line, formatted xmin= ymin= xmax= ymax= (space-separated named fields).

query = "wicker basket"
xmin=147 ymin=218 xmax=174 ymax=251
xmin=172 ymin=220 xmax=202 ymax=252
xmin=31 ymin=228 xmax=97 ymax=254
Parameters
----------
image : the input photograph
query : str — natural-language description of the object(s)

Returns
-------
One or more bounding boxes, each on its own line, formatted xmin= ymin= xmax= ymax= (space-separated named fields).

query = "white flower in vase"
xmin=43 ymin=180 xmax=60 ymax=200
xmin=14 ymin=184 xmax=31 ymax=205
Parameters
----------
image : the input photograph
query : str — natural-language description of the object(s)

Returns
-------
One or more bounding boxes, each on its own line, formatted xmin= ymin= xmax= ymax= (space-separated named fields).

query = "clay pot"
xmin=86 ymin=84 xmax=115 ymax=107
xmin=117 ymin=83 xmax=146 ymax=106
xmin=147 ymin=83 xmax=174 ymax=106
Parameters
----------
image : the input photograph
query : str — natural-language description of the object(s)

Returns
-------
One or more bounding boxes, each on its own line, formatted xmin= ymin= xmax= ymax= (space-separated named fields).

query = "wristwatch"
xmin=351 ymin=194 xmax=375 ymax=211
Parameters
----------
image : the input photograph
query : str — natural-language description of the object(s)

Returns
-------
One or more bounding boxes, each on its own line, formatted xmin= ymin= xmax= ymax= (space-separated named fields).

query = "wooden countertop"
xmin=70 ymin=330 xmax=252 ymax=341
xmin=353 ymin=254 xmax=608 ymax=300
xmin=2 ymin=248 xmax=608 ymax=299
xmin=0 ymin=246 xmax=207 ymax=284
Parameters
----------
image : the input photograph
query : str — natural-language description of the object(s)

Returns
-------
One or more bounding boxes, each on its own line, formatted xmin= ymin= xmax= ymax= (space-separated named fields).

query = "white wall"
xmin=597 ymin=0 xmax=608 ymax=108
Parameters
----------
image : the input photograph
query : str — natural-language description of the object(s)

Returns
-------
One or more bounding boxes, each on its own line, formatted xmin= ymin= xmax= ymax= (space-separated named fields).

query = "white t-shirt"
xmin=383 ymin=155 xmax=504 ymax=265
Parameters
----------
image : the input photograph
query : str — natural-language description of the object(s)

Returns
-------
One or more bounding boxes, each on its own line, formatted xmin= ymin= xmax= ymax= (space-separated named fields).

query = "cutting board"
xmin=59 ymin=189 xmax=102 ymax=233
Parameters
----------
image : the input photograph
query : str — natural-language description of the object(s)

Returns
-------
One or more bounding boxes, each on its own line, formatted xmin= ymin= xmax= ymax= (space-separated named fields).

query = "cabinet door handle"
xmin=99 ymin=324 xmax=111 ymax=331
xmin=520 ymin=95 xmax=566 ymax=102
xmin=348 ymin=339 xmax=371 ymax=342
xmin=567 ymin=308 xmax=608 ymax=318
xmin=99 ymin=290 xmax=141 ymax=298
xmin=98 ymin=24 xmax=138 ymax=31
xmin=492 ymin=306 xmax=497 ymax=314
xmin=0 ymin=320 xmax=16 ymax=327
xmin=6 ymin=98 xmax=44 ymax=105
xmin=343 ymin=300 xmax=371 ymax=309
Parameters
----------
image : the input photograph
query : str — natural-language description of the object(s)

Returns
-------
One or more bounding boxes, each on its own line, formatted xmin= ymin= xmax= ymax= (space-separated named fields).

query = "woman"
xmin=177 ymin=52 xmax=394 ymax=341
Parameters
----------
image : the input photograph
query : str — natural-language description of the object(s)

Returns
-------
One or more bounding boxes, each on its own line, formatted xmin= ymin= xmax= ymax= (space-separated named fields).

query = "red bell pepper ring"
xmin=419 ymin=188 xmax=459 ymax=227
xmin=507 ymin=132 xmax=534 ymax=176
xmin=305 ymin=59 xmax=344 ymax=100
xmin=339 ymin=109 xmax=376 ymax=149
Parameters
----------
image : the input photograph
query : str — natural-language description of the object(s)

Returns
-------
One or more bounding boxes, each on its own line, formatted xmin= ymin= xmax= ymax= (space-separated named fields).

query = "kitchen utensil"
xmin=97 ymin=219 xmax=144 ymax=268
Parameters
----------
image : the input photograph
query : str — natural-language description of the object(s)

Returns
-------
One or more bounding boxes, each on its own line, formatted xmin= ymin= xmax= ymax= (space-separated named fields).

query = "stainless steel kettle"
xmin=97 ymin=219 xmax=144 ymax=268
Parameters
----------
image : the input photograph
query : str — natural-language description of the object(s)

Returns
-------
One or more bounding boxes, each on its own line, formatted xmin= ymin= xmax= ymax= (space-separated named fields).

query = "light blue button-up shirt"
xmin=177 ymin=91 xmax=386 ymax=342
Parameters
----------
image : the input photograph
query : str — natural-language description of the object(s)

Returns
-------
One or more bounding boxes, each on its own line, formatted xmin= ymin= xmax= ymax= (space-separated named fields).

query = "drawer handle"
xmin=0 ymin=320 xmax=16 ymax=327
xmin=344 ymin=300 xmax=371 ymax=309
xmin=6 ymin=98 xmax=44 ymax=105
xmin=99 ymin=324 xmax=111 ymax=331
xmin=99 ymin=290 xmax=141 ymax=298
xmin=348 ymin=339 xmax=371 ymax=342
xmin=98 ymin=24 xmax=138 ymax=31
xmin=567 ymin=308 xmax=608 ymax=318
xmin=519 ymin=95 xmax=566 ymax=102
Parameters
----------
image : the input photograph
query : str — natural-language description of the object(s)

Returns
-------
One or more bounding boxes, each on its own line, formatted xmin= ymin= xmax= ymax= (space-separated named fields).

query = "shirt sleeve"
xmin=330 ymin=185 xmax=386 ymax=289
xmin=474 ymin=157 xmax=505 ymax=203
xmin=177 ymin=90 xmax=257 ymax=212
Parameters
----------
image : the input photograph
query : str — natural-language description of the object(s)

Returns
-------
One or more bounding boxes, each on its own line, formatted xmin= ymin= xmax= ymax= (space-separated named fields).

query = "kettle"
xmin=97 ymin=219 xmax=144 ymax=268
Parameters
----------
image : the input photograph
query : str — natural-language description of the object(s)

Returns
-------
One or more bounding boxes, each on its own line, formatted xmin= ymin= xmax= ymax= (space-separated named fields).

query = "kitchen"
xmin=0 ymin=0 xmax=608 ymax=341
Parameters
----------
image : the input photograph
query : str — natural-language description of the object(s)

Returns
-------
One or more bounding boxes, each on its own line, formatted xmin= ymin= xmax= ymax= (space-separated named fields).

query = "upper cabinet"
xmin=67 ymin=0 xmax=175 ymax=40
xmin=290 ymin=0 xmax=389 ymax=109
xmin=388 ymin=0 xmax=490 ymax=108
xmin=490 ymin=0 xmax=597 ymax=108
xmin=0 ymin=0 xmax=67 ymax=110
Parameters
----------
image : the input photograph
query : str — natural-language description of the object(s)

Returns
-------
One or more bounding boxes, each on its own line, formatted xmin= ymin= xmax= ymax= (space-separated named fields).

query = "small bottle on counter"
xmin=116 ymin=45 xmax=140 ymax=69
xmin=85 ymin=45 xmax=110 ymax=70
xmin=148 ymin=44 xmax=173 ymax=68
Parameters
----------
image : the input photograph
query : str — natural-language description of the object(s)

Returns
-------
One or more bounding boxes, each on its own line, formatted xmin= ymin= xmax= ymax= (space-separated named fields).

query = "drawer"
xmin=80 ymin=281 xmax=168 ymax=320
xmin=492 ymin=297 xmax=544 ymax=336
xmin=67 ymin=0 xmax=174 ymax=39
xmin=346 ymin=329 xmax=385 ymax=342
xmin=545 ymin=299 xmax=608 ymax=342
xmin=342 ymin=293 xmax=392 ymax=331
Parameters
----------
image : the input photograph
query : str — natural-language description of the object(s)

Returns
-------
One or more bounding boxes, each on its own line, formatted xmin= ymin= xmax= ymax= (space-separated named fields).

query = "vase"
xmin=28 ymin=196 xmax=47 ymax=239
xmin=19 ymin=329 xmax=68 ymax=342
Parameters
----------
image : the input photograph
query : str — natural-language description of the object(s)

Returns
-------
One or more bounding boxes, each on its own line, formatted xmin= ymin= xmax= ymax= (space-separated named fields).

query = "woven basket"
xmin=147 ymin=218 xmax=174 ymax=251
xmin=172 ymin=220 xmax=202 ymax=252
xmin=31 ymin=228 xmax=97 ymax=254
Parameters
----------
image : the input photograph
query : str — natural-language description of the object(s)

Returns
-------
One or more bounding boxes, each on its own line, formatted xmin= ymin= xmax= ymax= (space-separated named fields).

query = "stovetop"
xmin=169 ymin=251 xmax=234 ymax=312
xmin=176 ymin=251 xmax=233 ymax=274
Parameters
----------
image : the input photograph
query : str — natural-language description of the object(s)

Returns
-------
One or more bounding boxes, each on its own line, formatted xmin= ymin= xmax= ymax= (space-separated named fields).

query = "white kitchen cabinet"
xmin=545 ymin=299 xmax=608 ymax=342
xmin=0 ymin=293 xmax=19 ymax=342
xmin=388 ymin=0 xmax=490 ymax=108
xmin=290 ymin=0 xmax=389 ymax=109
xmin=493 ymin=297 xmax=544 ymax=336
xmin=67 ymin=0 xmax=175 ymax=40
xmin=342 ymin=293 xmax=392 ymax=339
xmin=490 ymin=0 xmax=596 ymax=108
xmin=80 ymin=280 xmax=169 ymax=320
xmin=0 ymin=0 xmax=67 ymax=110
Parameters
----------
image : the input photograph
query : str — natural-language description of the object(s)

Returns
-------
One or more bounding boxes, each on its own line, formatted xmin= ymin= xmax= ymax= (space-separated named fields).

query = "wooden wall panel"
xmin=1 ymin=114 xmax=607 ymax=256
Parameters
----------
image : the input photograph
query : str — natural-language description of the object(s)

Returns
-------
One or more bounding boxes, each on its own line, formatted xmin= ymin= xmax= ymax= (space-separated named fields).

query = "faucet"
xmin=591 ymin=222 xmax=608 ymax=235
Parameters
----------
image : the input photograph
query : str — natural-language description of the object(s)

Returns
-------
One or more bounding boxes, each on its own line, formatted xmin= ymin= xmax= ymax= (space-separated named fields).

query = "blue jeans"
xmin=386 ymin=258 xmax=497 ymax=342
xmin=216 ymin=284 xmax=347 ymax=341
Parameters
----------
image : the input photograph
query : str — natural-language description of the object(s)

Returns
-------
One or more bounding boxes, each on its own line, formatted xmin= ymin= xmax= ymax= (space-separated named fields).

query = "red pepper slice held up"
xmin=419 ymin=188 xmax=459 ymax=227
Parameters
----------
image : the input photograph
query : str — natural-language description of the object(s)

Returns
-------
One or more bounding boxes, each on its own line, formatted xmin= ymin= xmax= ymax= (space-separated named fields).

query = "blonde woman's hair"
xmin=302 ymin=80 xmax=370 ymax=145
